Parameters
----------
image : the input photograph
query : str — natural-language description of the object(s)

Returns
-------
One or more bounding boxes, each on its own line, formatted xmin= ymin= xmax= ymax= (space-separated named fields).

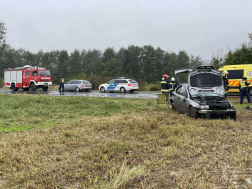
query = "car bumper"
xmin=199 ymin=109 xmax=236 ymax=114
xmin=81 ymin=87 xmax=92 ymax=90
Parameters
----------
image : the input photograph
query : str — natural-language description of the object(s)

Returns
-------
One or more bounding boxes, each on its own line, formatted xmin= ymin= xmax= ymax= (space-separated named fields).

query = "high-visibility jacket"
xmin=169 ymin=81 xmax=177 ymax=91
xmin=160 ymin=78 xmax=169 ymax=92
xmin=239 ymin=80 xmax=250 ymax=91
xmin=60 ymin=78 xmax=64 ymax=84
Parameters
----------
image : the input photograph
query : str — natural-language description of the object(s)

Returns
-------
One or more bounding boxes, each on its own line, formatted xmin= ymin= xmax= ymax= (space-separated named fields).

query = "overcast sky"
xmin=0 ymin=0 xmax=252 ymax=60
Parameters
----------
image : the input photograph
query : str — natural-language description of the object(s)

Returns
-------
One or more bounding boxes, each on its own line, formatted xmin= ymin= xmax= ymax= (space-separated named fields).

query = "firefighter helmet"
xmin=222 ymin=71 xmax=229 ymax=76
xmin=171 ymin=77 xmax=175 ymax=81
xmin=163 ymin=74 xmax=168 ymax=79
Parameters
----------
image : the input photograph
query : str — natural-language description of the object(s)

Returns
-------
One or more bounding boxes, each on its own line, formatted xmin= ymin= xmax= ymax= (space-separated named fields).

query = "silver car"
xmin=171 ymin=66 xmax=236 ymax=119
xmin=64 ymin=80 xmax=92 ymax=92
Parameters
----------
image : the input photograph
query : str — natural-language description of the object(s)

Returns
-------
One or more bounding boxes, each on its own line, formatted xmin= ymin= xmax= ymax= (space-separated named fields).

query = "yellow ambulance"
xmin=218 ymin=64 xmax=252 ymax=95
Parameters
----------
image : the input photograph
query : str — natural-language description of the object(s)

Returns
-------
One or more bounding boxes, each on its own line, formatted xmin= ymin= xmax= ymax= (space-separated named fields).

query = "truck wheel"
xmin=23 ymin=88 xmax=29 ymax=91
xmin=42 ymin=86 xmax=48 ymax=91
xmin=11 ymin=84 xmax=19 ymax=91
xmin=31 ymin=83 xmax=37 ymax=91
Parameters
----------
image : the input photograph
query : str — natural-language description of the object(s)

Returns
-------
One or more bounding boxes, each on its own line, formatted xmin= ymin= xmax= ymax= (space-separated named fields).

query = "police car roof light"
xmin=117 ymin=77 xmax=126 ymax=79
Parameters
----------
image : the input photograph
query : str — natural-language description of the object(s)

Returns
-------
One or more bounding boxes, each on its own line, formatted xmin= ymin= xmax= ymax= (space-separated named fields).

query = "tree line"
xmin=1 ymin=21 xmax=203 ymax=88
xmin=213 ymin=33 xmax=252 ymax=69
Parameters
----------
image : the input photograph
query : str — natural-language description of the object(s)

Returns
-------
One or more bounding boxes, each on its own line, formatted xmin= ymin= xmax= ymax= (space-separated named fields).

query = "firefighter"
xmin=160 ymin=74 xmax=169 ymax=101
xmin=239 ymin=77 xmax=251 ymax=104
xmin=169 ymin=77 xmax=177 ymax=92
xmin=222 ymin=70 xmax=230 ymax=97
xmin=59 ymin=76 xmax=64 ymax=93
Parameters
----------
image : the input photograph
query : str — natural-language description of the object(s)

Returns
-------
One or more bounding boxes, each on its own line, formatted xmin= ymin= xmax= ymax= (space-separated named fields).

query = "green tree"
xmin=224 ymin=43 xmax=252 ymax=65
xmin=0 ymin=21 xmax=6 ymax=47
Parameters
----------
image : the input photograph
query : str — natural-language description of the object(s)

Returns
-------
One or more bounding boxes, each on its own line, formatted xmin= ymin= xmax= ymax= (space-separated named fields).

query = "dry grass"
xmin=0 ymin=97 xmax=252 ymax=188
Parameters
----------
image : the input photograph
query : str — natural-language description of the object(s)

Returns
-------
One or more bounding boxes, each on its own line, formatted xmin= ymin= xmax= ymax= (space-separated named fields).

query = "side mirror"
xmin=183 ymin=98 xmax=186 ymax=102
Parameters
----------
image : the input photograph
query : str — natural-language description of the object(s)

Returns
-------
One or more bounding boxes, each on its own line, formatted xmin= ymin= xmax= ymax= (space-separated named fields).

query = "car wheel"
xmin=229 ymin=113 xmax=236 ymax=120
xmin=30 ymin=83 xmax=37 ymax=91
xmin=100 ymin=87 xmax=105 ymax=93
xmin=189 ymin=106 xmax=198 ymax=119
xmin=75 ymin=87 xmax=80 ymax=92
xmin=129 ymin=90 xmax=134 ymax=93
xmin=120 ymin=87 xmax=126 ymax=93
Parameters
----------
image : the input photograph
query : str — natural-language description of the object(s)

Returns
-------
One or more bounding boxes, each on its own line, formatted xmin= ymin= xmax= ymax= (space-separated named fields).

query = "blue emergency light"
xmin=117 ymin=77 xmax=126 ymax=79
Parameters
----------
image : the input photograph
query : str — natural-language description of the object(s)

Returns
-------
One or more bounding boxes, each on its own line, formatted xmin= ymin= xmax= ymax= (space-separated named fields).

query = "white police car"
xmin=99 ymin=77 xmax=138 ymax=93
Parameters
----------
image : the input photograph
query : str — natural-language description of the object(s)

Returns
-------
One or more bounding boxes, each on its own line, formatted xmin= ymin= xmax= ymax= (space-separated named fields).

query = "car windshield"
xmin=82 ymin=80 xmax=91 ymax=84
xmin=39 ymin=71 xmax=51 ymax=76
xmin=190 ymin=73 xmax=222 ymax=87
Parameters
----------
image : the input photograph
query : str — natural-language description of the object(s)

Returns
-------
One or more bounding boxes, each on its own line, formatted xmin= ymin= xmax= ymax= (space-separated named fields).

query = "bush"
xmin=0 ymin=77 xmax=3 ymax=88
xmin=146 ymin=82 xmax=160 ymax=91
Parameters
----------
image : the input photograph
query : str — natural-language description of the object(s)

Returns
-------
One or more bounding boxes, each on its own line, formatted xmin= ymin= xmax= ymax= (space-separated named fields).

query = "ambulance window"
xmin=26 ymin=71 xmax=30 ymax=75
xmin=227 ymin=70 xmax=243 ymax=79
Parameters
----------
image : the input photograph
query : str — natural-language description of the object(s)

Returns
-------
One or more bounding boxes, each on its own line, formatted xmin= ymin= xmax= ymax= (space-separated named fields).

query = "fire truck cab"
xmin=4 ymin=65 xmax=52 ymax=91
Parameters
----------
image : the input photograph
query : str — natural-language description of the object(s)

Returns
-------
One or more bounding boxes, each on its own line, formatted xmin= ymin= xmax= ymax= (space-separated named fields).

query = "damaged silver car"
xmin=171 ymin=66 xmax=236 ymax=119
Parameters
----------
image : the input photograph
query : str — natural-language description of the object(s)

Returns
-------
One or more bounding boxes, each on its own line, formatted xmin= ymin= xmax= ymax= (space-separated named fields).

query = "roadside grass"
xmin=0 ymin=94 xmax=152 ymax=132
xmin=0 ymin=95 xmax=252 ymax=188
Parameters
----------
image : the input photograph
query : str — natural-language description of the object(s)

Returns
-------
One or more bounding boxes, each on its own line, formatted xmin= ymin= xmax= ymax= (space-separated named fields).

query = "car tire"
xmin=100 ymin=87 xmax=105 ymax=93
xmin=86 ymin=89 xmax=89 ymax=92
xmin=120 ymin=87 xmax=126 ymax=93
xmin=30 ymin=83 xmax=37 ymax=91
xmin=75 ymin=87 xmax=80 ymax=92
xmin=229 ymin=113 xmax=236 ymax=120
xmin=189 ymin=106 xmax=198 ymax=119
xmin=129 ymin=90 xmax=134 ymax=93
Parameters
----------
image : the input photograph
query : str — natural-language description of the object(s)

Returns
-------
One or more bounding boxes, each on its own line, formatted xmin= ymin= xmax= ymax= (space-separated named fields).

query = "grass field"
xmin=0 ymin=94 xmax=252 ymax=188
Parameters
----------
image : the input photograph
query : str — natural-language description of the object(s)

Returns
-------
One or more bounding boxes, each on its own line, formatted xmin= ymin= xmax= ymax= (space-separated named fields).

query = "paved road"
xmin=0 ymin=89 xmax=158 ymax=99
xmin=0 ymin=89 xmax=241 ymax=102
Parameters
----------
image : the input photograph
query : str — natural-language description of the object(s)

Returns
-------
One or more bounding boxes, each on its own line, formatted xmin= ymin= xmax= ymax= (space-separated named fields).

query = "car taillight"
xmin=128 ymin=83 xmax=132 ymax=86
xmin=82 ymin=84 xmax=85 ymax=87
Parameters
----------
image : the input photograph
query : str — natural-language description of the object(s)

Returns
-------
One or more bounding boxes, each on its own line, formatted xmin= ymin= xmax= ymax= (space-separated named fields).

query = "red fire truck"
xmin=4 ymin=65 xmax=52 ymax=91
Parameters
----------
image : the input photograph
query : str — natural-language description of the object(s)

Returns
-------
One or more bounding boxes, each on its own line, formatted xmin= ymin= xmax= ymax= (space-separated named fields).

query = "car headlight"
xmin=217 ymin=88 xmax=224 ymax=95
xmin=190 ymin=88 xmax=197 ymax=95
xmin=197 ymin=105 xmax=209 ymax=110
